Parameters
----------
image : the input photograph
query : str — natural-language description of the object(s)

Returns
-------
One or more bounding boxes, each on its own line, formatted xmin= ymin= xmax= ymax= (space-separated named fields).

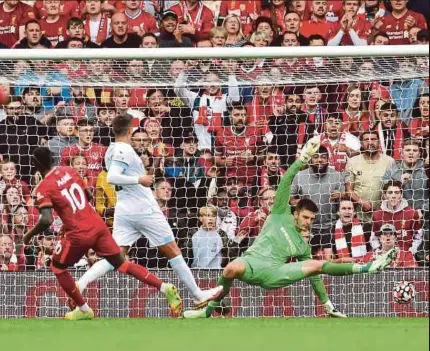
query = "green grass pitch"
xmin=1 ymin=318 xmax=428 ymax=351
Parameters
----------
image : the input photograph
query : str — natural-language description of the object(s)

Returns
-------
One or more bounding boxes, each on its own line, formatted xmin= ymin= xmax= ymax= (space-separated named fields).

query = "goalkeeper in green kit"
xmin=184 ymin=136 xmax=398 ymax=319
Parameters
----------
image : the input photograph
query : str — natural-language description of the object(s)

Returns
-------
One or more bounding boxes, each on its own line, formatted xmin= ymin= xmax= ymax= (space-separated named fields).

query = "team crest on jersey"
xmin=36 ymin=192 xmax=44 ymax=201
xmin=11 ymin=16 xmax=17 ymax=26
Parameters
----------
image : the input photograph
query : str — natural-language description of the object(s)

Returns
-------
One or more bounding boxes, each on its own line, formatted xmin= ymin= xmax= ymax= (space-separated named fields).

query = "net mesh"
xmin=0 ymin=52 xmax=428 ymax=318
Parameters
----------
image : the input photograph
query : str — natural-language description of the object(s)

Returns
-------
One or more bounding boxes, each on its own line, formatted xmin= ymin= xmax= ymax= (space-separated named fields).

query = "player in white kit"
xmin=76 ymin=114 xmax=223 ymax=308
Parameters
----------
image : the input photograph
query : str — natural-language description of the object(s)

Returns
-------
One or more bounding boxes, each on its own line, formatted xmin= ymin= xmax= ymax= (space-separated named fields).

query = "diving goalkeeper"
xmin=184 ymin=136 xmax=397 ymax=319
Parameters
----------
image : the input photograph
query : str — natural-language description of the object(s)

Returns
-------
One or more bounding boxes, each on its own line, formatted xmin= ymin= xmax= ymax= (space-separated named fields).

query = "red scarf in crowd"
xmin=320 ymin=133 xmax=349 ymax=172
xmin=259 ymin=167 xmax=286 ymax=188
xmin=334 ymin=218 xmax=367 ymax=259
xmin=84 ymin=14 xmax=109 ymax=44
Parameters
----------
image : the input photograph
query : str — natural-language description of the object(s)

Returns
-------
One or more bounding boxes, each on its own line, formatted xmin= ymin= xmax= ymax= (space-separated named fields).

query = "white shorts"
xmin=112 ymin=208 xmax=175 ymax=247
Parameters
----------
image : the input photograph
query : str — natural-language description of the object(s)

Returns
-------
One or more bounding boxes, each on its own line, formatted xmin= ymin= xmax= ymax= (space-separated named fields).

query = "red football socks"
xmin=55 ymin=270 xmax=86 ymax=307
xmin=118 ymin=261 xmax=162 ymax=290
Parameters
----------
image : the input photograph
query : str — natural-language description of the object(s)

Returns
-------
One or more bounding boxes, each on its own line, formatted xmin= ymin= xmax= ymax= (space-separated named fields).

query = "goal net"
xmin=0 ymin=46 xmax=428 ymax=318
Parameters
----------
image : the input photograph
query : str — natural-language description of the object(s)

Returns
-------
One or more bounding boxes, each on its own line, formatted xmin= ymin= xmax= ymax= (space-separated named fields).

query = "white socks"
xmin=169 ymin=255 xmax=201 ymax=299
xmin=79 ymin=303 xmax=90 ymax=313
xmin=77 ymin=259 xmax=114 ymax=293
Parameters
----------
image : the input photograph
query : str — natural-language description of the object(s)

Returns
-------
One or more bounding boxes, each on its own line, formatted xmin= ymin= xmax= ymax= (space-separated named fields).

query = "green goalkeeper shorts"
xmin=235 ymin=256 xmax=306 ymax=289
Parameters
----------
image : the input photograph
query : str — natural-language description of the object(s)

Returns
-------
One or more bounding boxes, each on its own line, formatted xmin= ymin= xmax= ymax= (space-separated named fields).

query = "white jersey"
xmin=105 ymin=142 xmax=158 ymax=215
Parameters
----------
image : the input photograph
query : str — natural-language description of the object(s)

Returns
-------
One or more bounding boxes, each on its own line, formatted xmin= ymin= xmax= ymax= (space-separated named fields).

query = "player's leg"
xmin=76 ymin=216 xmax=138 ymax=293
xmin=139 ymin=211 xmax=222 ymax=306
xmin=183 ymin=259 xmax=247 ymax=319
xmin=51 ymin=237 xmax=94 ymax=320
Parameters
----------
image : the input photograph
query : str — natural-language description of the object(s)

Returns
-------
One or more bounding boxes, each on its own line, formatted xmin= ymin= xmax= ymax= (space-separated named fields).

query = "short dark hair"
xmin=402 ymin=138 xmax=421 ymax=149
xmin=76 ymin=119 xmax=94 ymax=127
xmin=112 ymin=114 xmax=133 ymax=136
xmin=32 ymin=147 xmax=54 ymax=172
xmin=308 ymin=34 xmax=326 ymax=45
xmin=25 ymin=19 xmax=40 ymax=30
xmin=296 ymin=199 xmax=319 ymax=214
xmin=97 ymin=103 xmax=116 ymax=115
xmin=360 ymin=130 xmax=378 ymax=141
xmin=380 ymin=102 xmax=398 ymax=112
xmin=327 ymin=112 xmax=343 ymax=121
xmin=316 ymin=146 xmax=329 ymax=155
xmin=66 ymin=37 xmax=84 ymax=47
xmin=373 ymin=32 xmax=390 ymax=42
xmin=132 ymin=128 xmax=147 ymax=137
xmin=383 ymin=180 xmax=403 ymax=192
xmin=67 ymin=17 xmax=84 ymax=29
xmin=229 ymin=101 xmax=246 ymax=113
xmin=142 ymin=32 xmax=159 ymax=44
xmin=22 ymin=86 xmax=41 ymax=96
xmin=283 ymin=31 xmax=298 ymax=40
xmin=417 ymin=29 xmax=429 ymax=42
xmin=254 ymin=16 xmax=274 ymax=32
xmin=146 ymin=89 xmax=165 ymax=98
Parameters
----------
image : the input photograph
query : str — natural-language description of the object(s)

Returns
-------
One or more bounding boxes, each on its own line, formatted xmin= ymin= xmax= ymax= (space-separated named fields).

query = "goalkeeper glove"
xmin=298 ymin=136 xmax=321 ymax=163
xmin=324 ymin=300 xmax=347 ymax=318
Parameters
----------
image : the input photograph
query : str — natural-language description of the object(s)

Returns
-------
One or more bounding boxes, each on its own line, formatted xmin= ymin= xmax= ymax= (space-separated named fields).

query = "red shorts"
xmin=53 ymin=227 xmax=120 ymax=266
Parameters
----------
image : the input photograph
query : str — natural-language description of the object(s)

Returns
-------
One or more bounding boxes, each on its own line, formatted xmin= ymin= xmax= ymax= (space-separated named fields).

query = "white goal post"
xmin=0 ymin=45 xmax=428 ymax=319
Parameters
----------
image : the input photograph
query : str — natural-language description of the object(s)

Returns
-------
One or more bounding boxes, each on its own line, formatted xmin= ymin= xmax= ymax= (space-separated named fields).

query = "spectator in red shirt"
xmin=159 ymin=10 xmax=193 ymax=48
xmin=328 ymin=0 xmax=372 ymax=46
xmin=341 ymin=84 xmax=372 ymax=136
xmin=39 ymin=0 xmax=68 ymax=47
xmin=374 ymin=0 xmax=427 ymax=45
xmin=409 ymin=93 xmax=429 ymax=139
xmin=257 ymin=146 xmax=286 ymax=191
xmin=34 ymin=0 xmax=80 ymax=19
xmin=288 ymin=0 xmax=307 ymax=20
xmin=374 ymin=102 xmax=410 ymax=160
xmin=122 ymin=0 xmax=158 ymax=37
xmin=364 ymin=223 xmax=417 ymax=267
xmin=55 ymin=17 xmax=100 ymax=48
xmin=218 ymin=0 xmax=260 ymax=36
xmin=60 ymin=119 xmax=107 ymax=189
xmin=169 ymin=0 xmax=215 ymax=43
xmin=236 ymin=186 xmax=276 ymax=245
xmin=300 ymin=0 xmax=336 ymax=42
xmin=0 ymin=234 xmax=18 ymax=271
xmin=372 ymin=180 xmax=422 ymax=253
xmin=224 ymin=176 xmax=254 ymax=219
xmin=56 ymin=85 xmax=97 ymax=124
xmin=215 ymin=103 xmax=265 ymax=186
xmin=83 ymin=0 xmax=111 ymax=45
xmin=0 ymin=160 xmax=30 ymax=204
xmin=0 ymin=0 xmax=35 ymax=48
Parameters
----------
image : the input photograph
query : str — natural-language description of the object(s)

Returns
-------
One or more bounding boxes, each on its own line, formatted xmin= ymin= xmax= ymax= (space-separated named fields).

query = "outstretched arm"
xmin=23 ymin=208 xmax=54 ymax=245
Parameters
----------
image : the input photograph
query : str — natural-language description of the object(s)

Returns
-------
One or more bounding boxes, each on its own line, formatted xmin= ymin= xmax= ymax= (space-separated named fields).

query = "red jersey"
xmin=332 ymin=17 xmax=372 ymax=45
xmin=300 ymin=18 xmax=336 ymax=41
xmin=124 ymin=9 xmax=158 ymax=35
xmin=56 ymin=62 xmax=88 ymax=80
xmin=34 ymin=0 xmax=79 ymax=19
xmin=219 ymin=0 xmax=260 ymax=35
xmin=340 ymin=109 xmax=371 ymax=135
xmin=379 ymin=10 xmax=427 ymax=45
xmin=0 ymin=1 xmax=35 ymax=48
xmin=40 ymin=16 xmax=68 ymax=46
xmin=215 ymin=126 xmax=263 ymax=185
xmin=304 ymin=1 xmax=344 ymax=22
xmin=33 ymin=166 xmax=107 ymax=235
xmin=410 ymin=118 xmax=429 ymax=138
xmin=372 ymin=201 xmax=421 ymax=252
xmin=237 ymin=209 xmax=268 ymax=238
xmin=60 ymin=143 xmax=107 ymax=189
xmin=170 ymin=1 xmax=214 ymax=40
xmin=262 ymin=4 xmax=288 ymax=35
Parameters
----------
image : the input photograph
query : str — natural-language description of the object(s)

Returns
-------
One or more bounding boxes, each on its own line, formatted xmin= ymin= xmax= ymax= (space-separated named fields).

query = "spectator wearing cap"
xmin=14 ymin=19 xmax=52 ymax=48
xmin=345 ymin=130 xmax=395 ymax=223
xmin=371 ymin=180 xmax=422 ymax=254
xmin=47 ymin=116 xmax=77 ymax=166
xmin=383 ymin=139 xmax=428 ymax=214
xmin=39 ymin=0 xmax=68 ymax=47
xmin=60 ymin=119 xmax=107 ymax=189
xmin=56 ymin=86 xmax=97 ymax=124
xmin=300 ymin=0 xmax=336 ymax=43
xmin=122 ymin=0 xmax=158 ymax=37
xmin=363 ymin=223 xmax=417 ymax=267
xmin=83 ymin=0 xmax=111 ymax=45
xmin=290 ymin=146 xmax=345 ymax=260
xmin=269 ymin=93 xmax=314 ymax=167
xmin=0 ymin=97 xmax=48 ymax=184
xmin=94 ymin=104 xmax=116 ymax=147
xmin=174 ymin=65 xmax=240 ymax=152
xmin=169 ymin=0 xmax=215 ymax=43
xmin=159 ymin=10 xmax=193 ymax=47
xmin=102 ymin=12 xmax=141 ymax=48
xmin=328 ymin=0 xmax=371 ymax=46
xmin=373 ymin=0 xmax=427 ymax=46
xmin=320 ymin=112 xmax=361 ymax=172
xmin=0 ymin=234 xmax=18 ymax=271
xmin=329 ymin=199 xmax=371 ymax=262
xmin=56 ymin=17 xmax=100 ymax=48
xmin=373 ymin=102 xmax=410 ymax=161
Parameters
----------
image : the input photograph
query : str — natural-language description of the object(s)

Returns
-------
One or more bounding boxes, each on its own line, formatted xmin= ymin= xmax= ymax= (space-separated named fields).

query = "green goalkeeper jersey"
xmin=244 ymin=160 xmax=311 ymax=263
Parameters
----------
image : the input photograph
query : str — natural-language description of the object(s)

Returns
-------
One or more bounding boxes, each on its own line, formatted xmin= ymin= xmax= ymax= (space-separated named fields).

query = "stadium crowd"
xmin=0 ymin=0 xmax=428 ymax=273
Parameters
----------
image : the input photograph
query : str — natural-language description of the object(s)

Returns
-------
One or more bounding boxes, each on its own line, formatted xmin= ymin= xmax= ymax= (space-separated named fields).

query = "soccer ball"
xmin=392 ymin=281 xmax=416 ymax=304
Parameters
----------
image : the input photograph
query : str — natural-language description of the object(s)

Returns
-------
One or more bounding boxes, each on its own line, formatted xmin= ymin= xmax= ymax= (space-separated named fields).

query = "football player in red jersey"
xmin=23 ymin=147 xmax=182 ymax=320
